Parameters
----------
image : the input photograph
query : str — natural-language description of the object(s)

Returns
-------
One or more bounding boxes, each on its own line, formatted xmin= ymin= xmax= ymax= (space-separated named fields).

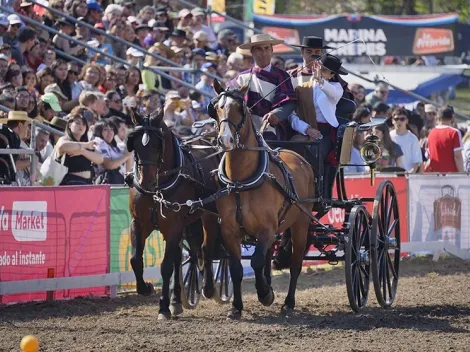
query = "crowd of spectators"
xmin=0 ymin=0 xmax=468 ymax=186
xmin=0 ymin=0 xmax=255 ymax=186
xmin=345 ymin=81 xmax=467 ymax=175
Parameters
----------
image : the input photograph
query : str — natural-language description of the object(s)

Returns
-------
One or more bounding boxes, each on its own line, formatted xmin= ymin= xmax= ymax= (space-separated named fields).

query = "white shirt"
xmin=390 ymin=130 xmax=423 ymax=172
xmin=289 ymin=79 xmax=343 ymax=135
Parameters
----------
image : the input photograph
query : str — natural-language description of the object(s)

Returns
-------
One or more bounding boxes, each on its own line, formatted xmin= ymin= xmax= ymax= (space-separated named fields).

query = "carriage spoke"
xmin=385 ymin=258 xmax=392 ymax=301
xmin=387 ymin=252 xmax=398 ymax=279
xmin=360 ymin=264 xmax=369 ymax=278
xmin=387 ymin=219 xmax=398 ymax=238
xmin=381 ymin=253 xmax=388 ymax=300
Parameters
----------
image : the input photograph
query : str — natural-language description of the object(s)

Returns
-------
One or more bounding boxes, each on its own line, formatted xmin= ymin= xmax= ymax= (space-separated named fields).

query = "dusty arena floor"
xmin=1 ymin=256 xmax=470 ymax=352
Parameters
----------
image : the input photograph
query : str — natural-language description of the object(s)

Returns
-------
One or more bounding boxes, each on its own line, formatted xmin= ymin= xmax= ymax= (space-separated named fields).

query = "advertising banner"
xmin=253 ymin=13 xmax=459 ymax=56
xmin=0 ymin=186 xmax=110 ymax=304
xmin=408 ymin=175 xmax=470 ymax=252
xmin=109 ymin=188 xmax=165 ymax=291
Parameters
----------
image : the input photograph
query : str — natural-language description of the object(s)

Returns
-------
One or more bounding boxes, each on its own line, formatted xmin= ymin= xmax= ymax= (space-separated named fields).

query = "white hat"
xmin=238 ymin=34 xmax=283 ymax=50
xmin=8 ymin=14 xmax=22 ymax=25
xmin=0 ymin=54 xmax=9 ymax=62
xmin=424 ymin=104 xmax=437 ymax=113
xmin=126 ymin=47 xmax=144 ymax=57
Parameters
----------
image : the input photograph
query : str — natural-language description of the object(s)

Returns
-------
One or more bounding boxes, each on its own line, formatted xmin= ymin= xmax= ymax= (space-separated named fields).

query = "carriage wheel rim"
xmin=213 ymin=258 xmax=233 ymax=303
xmin=371 ymin=181 xmax=401 ymax=308
xmin=345 ymin=205 xmax=371 ymax=312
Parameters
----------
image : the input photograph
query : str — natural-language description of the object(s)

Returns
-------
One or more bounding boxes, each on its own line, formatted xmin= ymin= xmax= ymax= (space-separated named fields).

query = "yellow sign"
xmin=118 ymin=228 xmax=165 ymax=289
xmin=253 ymin=0 xmax=275 ymax=15
xmin=210 ymin=0 xmax=226 ymax=13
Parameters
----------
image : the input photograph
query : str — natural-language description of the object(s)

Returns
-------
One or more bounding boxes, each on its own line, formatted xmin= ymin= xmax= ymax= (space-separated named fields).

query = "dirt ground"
xmin=1 ymin=256 xmax=470 ymax=352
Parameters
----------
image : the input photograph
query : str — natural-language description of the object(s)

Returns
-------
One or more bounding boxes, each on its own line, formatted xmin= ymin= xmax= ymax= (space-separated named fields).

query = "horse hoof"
xmin=170 ymin=303 xmax=183 ymax=316
xmin=259 ymin=288 xmax=275 ymax=307
xmin=202 ymin=285 xmax=215 ymax=300
xmin=281 ymin=305 xmax=294 ymax=318
xmin=137 ymin=282 xmax=154 ymax=296
xmin=227 ymin=309 xmax=241 ymax=320
xmin=158 ymin=312 xmax=171 ymax=321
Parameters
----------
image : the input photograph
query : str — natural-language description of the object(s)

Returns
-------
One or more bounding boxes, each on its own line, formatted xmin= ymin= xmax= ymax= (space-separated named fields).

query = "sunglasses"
xmin=11 ymin=24 xmax=21 ymax=28
xmin=393 ymin=116 xmax=407 ymax=122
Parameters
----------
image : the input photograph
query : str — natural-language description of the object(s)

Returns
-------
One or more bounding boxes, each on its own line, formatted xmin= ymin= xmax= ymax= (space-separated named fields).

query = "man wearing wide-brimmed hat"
xmin=0 ymin=111 xmax=32 ymax=183
xmin=228 ymin=34 xmax=296 ymax=139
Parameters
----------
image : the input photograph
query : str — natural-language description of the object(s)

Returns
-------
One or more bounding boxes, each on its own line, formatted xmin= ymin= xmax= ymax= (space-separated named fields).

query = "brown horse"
xmin=210 ymin=80 xmax=315 ymax=318
xmin=126 ymin=107 xmax=221 ymax=320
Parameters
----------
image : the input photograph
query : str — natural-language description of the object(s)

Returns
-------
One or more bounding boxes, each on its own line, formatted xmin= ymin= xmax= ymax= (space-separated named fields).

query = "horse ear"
xmin=213 ymin=79 xmax=224 ymax=95
xmin=130 ymin=107 xmax=142 ymax=125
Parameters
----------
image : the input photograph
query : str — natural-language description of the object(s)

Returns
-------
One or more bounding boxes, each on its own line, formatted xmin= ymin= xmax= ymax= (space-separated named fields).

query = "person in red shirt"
xmin=424 ymin=106 xmax=464 ymax=173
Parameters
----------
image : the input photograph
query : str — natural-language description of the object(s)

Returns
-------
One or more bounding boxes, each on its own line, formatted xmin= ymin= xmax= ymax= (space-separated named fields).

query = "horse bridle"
xmin=131 ymin=117 xmax=165 ymax=168
xmin=209 ymin=90 xmax=249 ymax=149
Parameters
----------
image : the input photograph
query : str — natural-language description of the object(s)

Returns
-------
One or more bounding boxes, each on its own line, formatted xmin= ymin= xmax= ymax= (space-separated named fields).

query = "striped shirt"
xmin=228 ymin=65 xmax=296 ymax=131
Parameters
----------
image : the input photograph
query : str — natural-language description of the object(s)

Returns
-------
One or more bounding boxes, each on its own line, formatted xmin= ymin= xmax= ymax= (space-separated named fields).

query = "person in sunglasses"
xmin=390 ymin=107 xmax=423 ymax=173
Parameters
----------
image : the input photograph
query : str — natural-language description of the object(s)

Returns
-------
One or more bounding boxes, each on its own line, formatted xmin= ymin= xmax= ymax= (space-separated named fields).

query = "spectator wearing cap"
xmin=155 ymin=7 xmax=173 ymax=33
xmin=102 ymin=4 xmax=122 ymax=30
xmin=144 ymin=21 xmax=169 ymax=47
xmin=53 ymin=18 xmax=85 ymax=60
xmin=126 ymin=47 xmax=144 ymax=67
xmin=38 ymin=92 xmax=62 ymax=121
xmin=195 ymin=62 xmax=216 ymax=114
xmin=3 ymin=14 xmax=22 ymax=47
xmin=86 ymin=1 xmax=103 ymax=25
xmin=0 ymin=15 xmax=9 ymax=46
xmin=165 ymin=28 xmax=188 ymax=48
xmin=74 ymin=16 xmax=90 ymax=43
xmin=87 ymin=23 xmax=114 ymax=65
xmin=118 ymin=0 xmax=135 ymax=18
xmin=193 ymin=31 xmax=211 ymax=52
xmin=135 ymin=24 xmax=152 ymax=48
xmin=177 ymin=9 xmax=193 ymax=30
xmin=190 ymin=8 xmax=217 ymax=49
xmin=19 ymin=1 xmax=34 ymax=17
xmin=424 ymin=106 xmax=464 ymax=173
xmin=137 ymin=6 xmax=156 ymax=25
xmin=424 ymin=104 xmax=437 ymax=130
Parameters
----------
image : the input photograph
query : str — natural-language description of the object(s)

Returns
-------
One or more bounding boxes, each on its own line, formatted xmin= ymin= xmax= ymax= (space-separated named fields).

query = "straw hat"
xmin=153 ymin=42 xmax=175 ymax=59
xmin=44 ymin=116 xmax=67 ymax=131
xmin=0 ymin=110 xmax=32 ymax=124
xmin=238 ymin=34 xmax=283 ymax=50
xmin=236 ymin=46 xmax=252 ymax=57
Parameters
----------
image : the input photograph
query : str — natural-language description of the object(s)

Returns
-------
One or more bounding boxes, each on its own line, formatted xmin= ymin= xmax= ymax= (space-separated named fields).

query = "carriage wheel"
xmin=371 ymin=180 xmax=401 ymax=308
xmin=344 ymin=205 xmax=371 ymax=313
xmin=179 ymin=240 xmax=203 ymax=310
xmin=213 ymin=257 xmax=233 ymax=304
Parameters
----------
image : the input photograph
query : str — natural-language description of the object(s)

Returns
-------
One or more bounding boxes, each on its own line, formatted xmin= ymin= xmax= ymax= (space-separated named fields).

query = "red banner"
xmin=304 ymin=175 xmax=408 ymax=265
xmin=0 ymin=186 xmax=110 ymax=304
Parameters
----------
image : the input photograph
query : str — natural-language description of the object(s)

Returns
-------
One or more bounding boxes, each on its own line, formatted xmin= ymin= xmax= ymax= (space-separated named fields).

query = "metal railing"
xmin=0 ymin=7 xmax=215 ymax=99
xmin=29 ymin=0 xmax=225 ymax=83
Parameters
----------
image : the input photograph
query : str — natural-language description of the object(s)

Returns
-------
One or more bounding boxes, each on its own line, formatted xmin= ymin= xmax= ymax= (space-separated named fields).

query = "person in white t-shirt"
xmin=390 ymin=107 xmax=422 ymax=173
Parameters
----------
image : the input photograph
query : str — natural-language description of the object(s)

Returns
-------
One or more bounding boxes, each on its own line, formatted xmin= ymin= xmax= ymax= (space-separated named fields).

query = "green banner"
xmin=110 ymin=188 xmax=164 ymax=290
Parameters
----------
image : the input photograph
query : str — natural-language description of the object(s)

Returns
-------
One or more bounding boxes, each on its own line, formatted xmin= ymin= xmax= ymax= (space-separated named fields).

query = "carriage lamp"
xmin=360 ymin=135 xmax=381 ymax=186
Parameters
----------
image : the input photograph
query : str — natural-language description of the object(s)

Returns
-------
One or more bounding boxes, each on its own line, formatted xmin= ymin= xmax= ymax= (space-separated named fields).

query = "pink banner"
xmin=0 ymin=186 xmax=110 ymax=304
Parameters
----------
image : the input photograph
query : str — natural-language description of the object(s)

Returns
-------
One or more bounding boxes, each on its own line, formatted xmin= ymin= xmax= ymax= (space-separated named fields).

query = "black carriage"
xmin=177 ymin=119 xmax=401 ymax=313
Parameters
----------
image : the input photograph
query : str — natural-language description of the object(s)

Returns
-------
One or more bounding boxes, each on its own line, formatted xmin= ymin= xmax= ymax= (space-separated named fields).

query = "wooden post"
xmin=46 ymin=268 xmax=54 ymax=301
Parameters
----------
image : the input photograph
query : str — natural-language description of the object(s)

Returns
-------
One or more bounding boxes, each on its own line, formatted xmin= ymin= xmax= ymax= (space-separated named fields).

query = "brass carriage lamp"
xmin=360 ymin=134 xmax=381 ymax=186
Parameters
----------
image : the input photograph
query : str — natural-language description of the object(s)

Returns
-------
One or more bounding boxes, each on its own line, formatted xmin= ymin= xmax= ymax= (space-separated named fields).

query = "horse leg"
xmin=158 ymin=231 xmax=183 ymax=320
xmin=251 ymin=231 xmax=275 ymax=307
xmin=170 ymin=238 xmax=183 ymax=317
xmin=201 ymin=216 xmax=218 ymax=299
xmin=264 ymin=245 xmax=274 ymax=286
xmin=130 ymin=219 xmax=154 ymax=296
xmin=222 ymin=231 xmax=243 ymax=319
xmin=282 ymin=218 xmax=309 ymax=316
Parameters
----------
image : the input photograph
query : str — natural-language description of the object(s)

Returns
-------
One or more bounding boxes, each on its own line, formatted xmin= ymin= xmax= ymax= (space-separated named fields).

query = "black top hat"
xmin=169 ymin=29 xmax=187 ymax=39
xmin=292 ymin=36 xmax=332 ymax=49
xmin=319 ymin=54 xmax=348 ymax=75
xmin=56 ymin=17 xmax=75 ymax=27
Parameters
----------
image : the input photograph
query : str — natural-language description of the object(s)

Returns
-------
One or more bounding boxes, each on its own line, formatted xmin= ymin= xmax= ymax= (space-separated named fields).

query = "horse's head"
xmin=127 ymin=107 xmax=166 ymax=189
xmin=209 ymin=79 xmax=250 ymax=151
